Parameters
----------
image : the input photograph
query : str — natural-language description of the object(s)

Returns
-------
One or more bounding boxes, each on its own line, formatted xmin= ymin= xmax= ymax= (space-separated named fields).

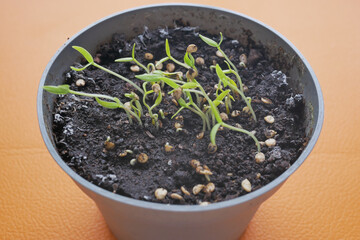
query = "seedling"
xmin=44 ymin=32 xmax=263 ymax=161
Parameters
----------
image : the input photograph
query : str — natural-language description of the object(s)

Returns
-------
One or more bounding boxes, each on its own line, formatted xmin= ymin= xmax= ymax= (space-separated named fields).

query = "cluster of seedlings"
xmin=45 ymin=31 xmax=284 ymax=204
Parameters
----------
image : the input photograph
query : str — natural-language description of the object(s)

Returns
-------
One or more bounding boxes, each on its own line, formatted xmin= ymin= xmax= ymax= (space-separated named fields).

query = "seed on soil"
xmin=137 ymin=153 xmax=148 ymax=164
xmin=130 ymin=65 xmax=140 ymax=72
xmin=264 ymin=115 xmax=275 ymax=124
xmin=104 ymin=141 xmax=115 ymax=150
xmin=243 ymin=85 xmax=249 ymax=92
xmin=192 ymin=184 xmax=205 ymax=195
xmin=208 ymin=143 xmax=218 ymax=154
xmin=155 ymin=188 xmax=167 ymax=200
xmin=129 ymin=159 xmax=137 ymax=166
xmin=186 ymin=44 xmax=198 ymax=53
xmin=186 ymin=68 xmax=198 ymax=80
xmin=170 ymin=193 xmax=184 ymax=201
xmin=144 ymin=52 xmax=153 ymax=60
xmin=174 ymin=122 xmax=183 ymax=129
xmin=203 ymin=182 xmax=215 ymax=193
xmin=175 ymin=115 xmax=183 ymax=121
xmin=196 ymin=166 xmax=213 ymax=175
xmin=220 ymin=112 xmax=229 ymax=121
xmin=239 ymin=54 xmax=247 ymax=64
xmin=196 ymin=132 xmax=204 ymax=139
xmin=255 ymin=152 xmax=266 ymax=163
xmin=265 ymin=138 xmax=276 ymax=147
xmin=216 ymin=50 xmax=224 ymax=58
xmin=190 ymin=159 xmax=201 ymax=168
xmin=265 ymin=129 xmax=277 ymax=138
xmin=172 ymin=99 xmax=178 ymax=106
xmin=124 ymin=102 xmax=131 ymax=110
xmin=166 ymin=63 xmax=175 ymax=72
xmin=119 ymin=151 xmax=127 ymax=157
xmin=152 ymin=83 xmax=161 ymax=94
xmin=181 ymin=186 xmax=191 ymax=196
xmin=125 ymin=149 xmax=133 ymax=154
xmin=195 ymin=57 xmax=205 ymax=65
xmin=256 ymin=173 xmax=261 ymax=179
xmin=164 ymin=142 xmax=174 ymax=152
xmin=75 ymin=79 xmax=85 ymax=87
xmin=227 ymin=173 xmax=233 ymax=176
xmin=172 ymin=87 xmax=182 ymax=100
xmin=155 ymin=61 xmax=163 ymax=70
xmin=241 ymin=179 xmax=252 ymax=192
xmin=231 ymin=110 xmax=240 ymax=117
xmin=242 ymin=106 xmax=250 ymax=114
xmin=261 ymin=97 xmax=273 ymax=104
xmin=212 ymin=59 xmax=217 ymax=66
xmin=199 ymin=201 xmax=210 ymax=206
xmin=235 ymin=123 xmax=243 ymax=129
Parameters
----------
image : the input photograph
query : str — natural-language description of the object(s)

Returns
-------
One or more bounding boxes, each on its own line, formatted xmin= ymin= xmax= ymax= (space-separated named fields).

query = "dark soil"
xmin=51 ymin=25 xmax=306 ymax=205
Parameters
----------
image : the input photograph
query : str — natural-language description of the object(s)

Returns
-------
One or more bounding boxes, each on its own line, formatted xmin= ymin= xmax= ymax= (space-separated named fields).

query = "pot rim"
xmin=37 ymin=3 xmax=324 ymax=212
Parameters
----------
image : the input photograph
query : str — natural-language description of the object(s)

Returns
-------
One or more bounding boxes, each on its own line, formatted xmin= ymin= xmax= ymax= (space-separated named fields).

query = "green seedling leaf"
xmin=136 ymin=73 xmax=162 ymax=82
xmin=219 ymin=32 xmax=223 ymax=46
xmin=165 ymin=39 xmax=171 ymax=57
xmin=210 ymin=123 xmax=222 ymax=144
xmin=213 ymin=90 xmax=231 ymax=107
xmin=154 ymin=90 xmax=163 ymax=106
xmin=184 ymin=52 xmax=195 ymax=68
xmin=215 ymin=64 xmax=228 ymax=87
xmin=70 ymin=63 xmax=91 ymax=72
xmin=171 ymin=106 xmax=185 ymax=119
xmin=160 ymin=77 xmax=179 ymax=89
xmin=95 ymin=97 xmax=119 ymax=109
xmin=181 ymin=82 xmax=198 ymax=89
xmin=199 ymin=34 xmax=218 ymax=48
xmin=132 ymin=43 xmax=136 ymax=59
xmin=177 ymin=98 xmax=188 ymax=108
xmin=72 ymin=46 xmax=94 ymax=63
xmin=115 ymin=57 xmax=134 ymax=63
xmin=43 ymin=85 xmax=70 ymax=95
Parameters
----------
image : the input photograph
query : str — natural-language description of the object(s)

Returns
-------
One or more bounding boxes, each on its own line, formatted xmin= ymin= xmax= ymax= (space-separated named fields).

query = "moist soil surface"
xmin=52 ymin=25 xmax=306 ymax=205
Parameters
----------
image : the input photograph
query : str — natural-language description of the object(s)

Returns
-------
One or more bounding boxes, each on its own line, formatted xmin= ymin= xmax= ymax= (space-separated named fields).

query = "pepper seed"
xmin=155 ymin=188 xmax=167 ymax=200
xmin=130 ymin=65 xmax=140 ymax=72
xmin=241 ymin=179 xmax=252 ymax=192
xmin=264 ymin=115 xmax=275 ymax=124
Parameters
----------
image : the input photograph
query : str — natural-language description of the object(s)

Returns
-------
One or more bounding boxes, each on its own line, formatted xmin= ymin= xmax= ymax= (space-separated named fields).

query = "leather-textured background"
xmin=1 ymin=0 xmax=359 ymax=239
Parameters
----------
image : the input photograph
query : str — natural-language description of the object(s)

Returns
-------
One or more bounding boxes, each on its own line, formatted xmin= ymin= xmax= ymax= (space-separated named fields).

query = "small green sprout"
xmin=142 ymin=82 xmax=163 ymax=129
xmin=71 ymin=46 xmax=144 ymax=94
xmin=115 ymin=43 xmax=149 ymax=73
xmin=43 ymin=84 xmax=142 ymax=125
xmin=199 ymin=32 xmax=238 ymax=74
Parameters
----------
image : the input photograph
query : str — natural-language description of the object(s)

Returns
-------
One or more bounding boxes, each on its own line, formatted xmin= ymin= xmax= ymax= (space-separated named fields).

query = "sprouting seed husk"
xmin=264 ymin=115 xmax=275 ymax=124
xmin=137 ymin=153 xmax=148 ymax=164
xmin=265 ymin=129 xmax=277 ymax=138
xmin=155 ymin=188 xmax=167 ymax=200
xmin=174 ymin=122 xmax=183 ymax=129
xmin=144 ymin=52 xmax=154 ymax=60
xmin=256 ymin=173 xmax=261 ymax=179
xmin=261 ymin=97 xmax=273 ymax=104
xmin=208 ymin=143 xmax=217 ymax=154
xmin=203 ymin=182 xmax=215 ymax=193
xmin=155 ymin=61 xmax=163 ymax=70
xmin=186 ymin=44 xmax=198 ymax=53
xmin=239 ymin=54 xmax=247 ymax=64
xmin=196 ymin=132 xmax=204 ymax=139
xmin=265 ymin=138 xmax=276 ymax=147
xmin=192 ymin=184 xmax=205 ymax=195
xmin=164 ymin=142 xmax=174 ymax=152
xmin=241 ymin=179 xmax=252 ymax=192
xmin=231 ymin=110 xmax=240 ymax=117
xmin=119 ymin=151 xmax=127 ymax=157
xmin=152 ymin=83 xmax=161 ymax=94
xmin=172 ymin=87 xmax=182 ymax=100
xmin=130 ymin=65 xmax=140 ymax=72
xmin=190 ymin=159 xmax=201 ymax=168
xmin=242 ymin=106 xmax=250 ymax=114
xmin=166 ymin=63 xmax=175 ymax=72
xmin=216 ymin=50 xmax=224 ymax=58
xmin=195 ymin=57 xmax=205 ymax=65
xmin=76 ymin=79 xmax=85 ymax=87
xmin=172 ymin=99 xmax=179 ymax=106
xmin=255 ymin=152 xmax=265 ymax=163
xmin=104 ymin=141 xmax=115 ymax=150
xmin=181 ymin=186 xmax=191 ymax=196
xmin=170 ymin=193 xmax=184 ymax=201
xmin=220 ymin=112 xmax=229 ymax=121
